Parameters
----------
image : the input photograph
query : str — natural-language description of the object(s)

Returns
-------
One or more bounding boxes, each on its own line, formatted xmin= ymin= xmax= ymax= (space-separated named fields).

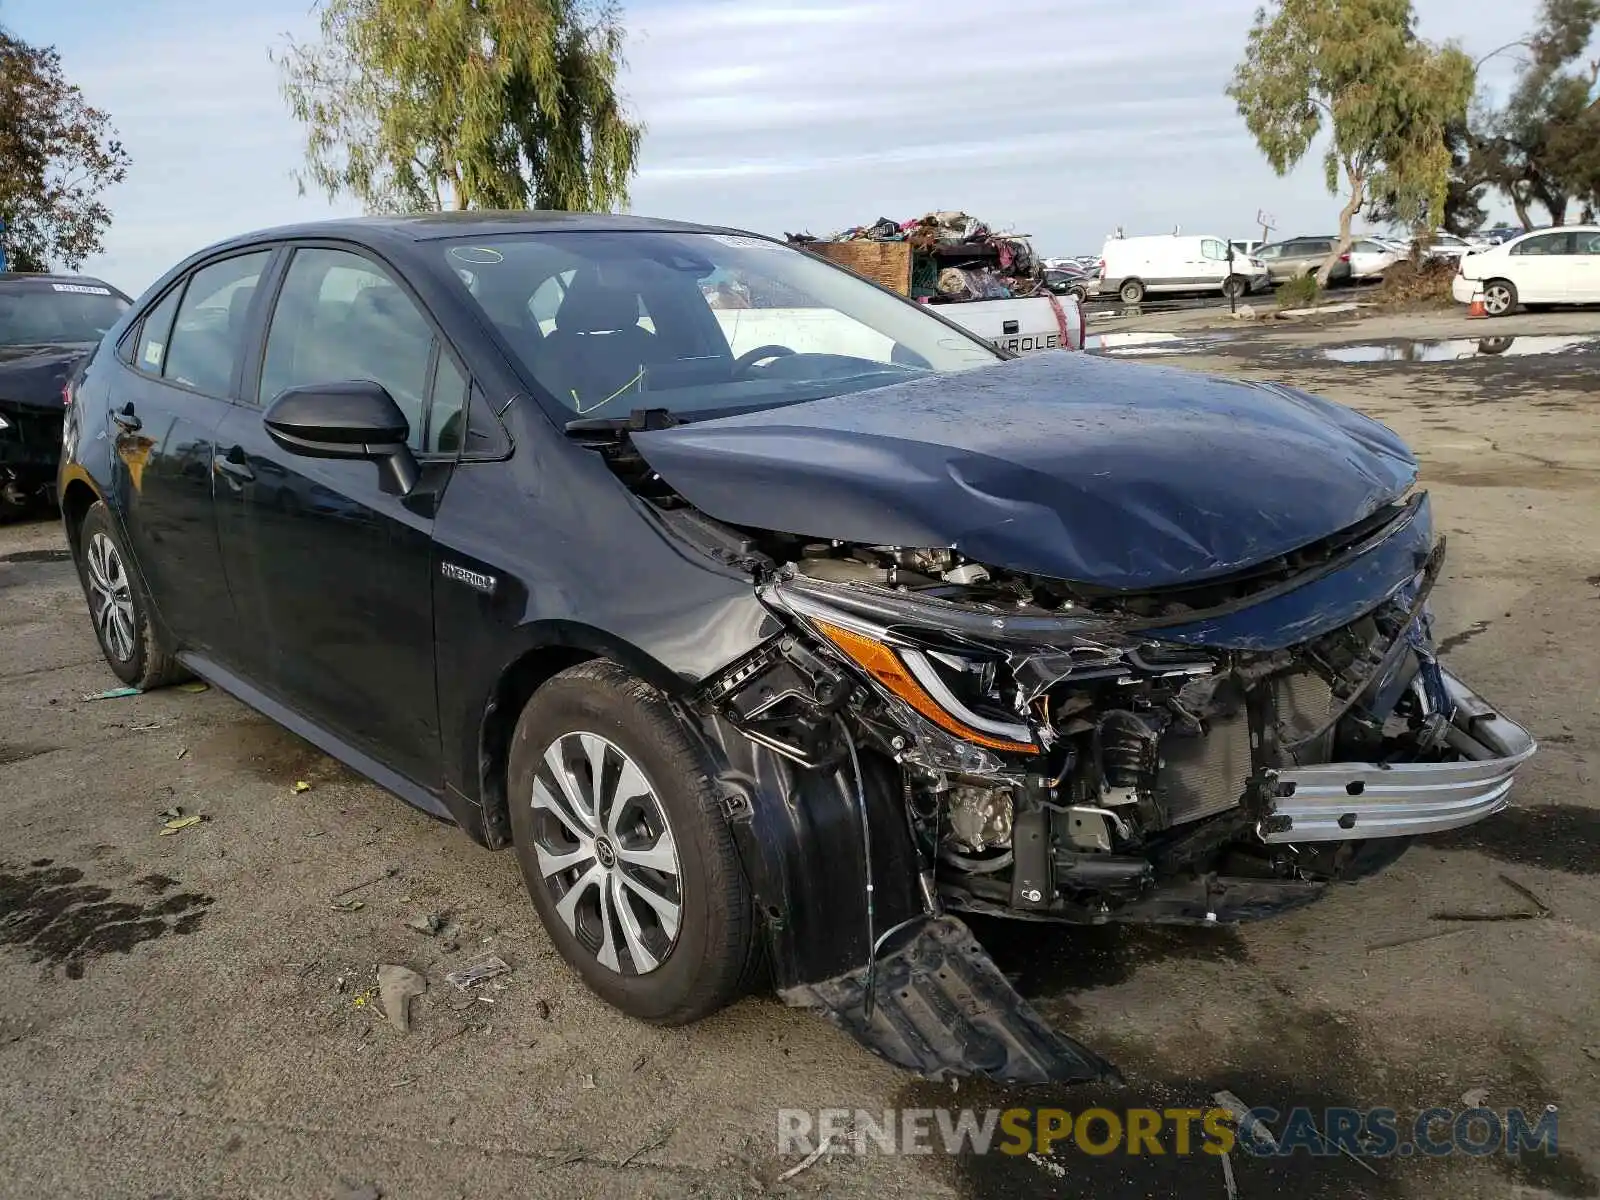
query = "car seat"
xmin=537 ymin=274 xmax=657 ymax=412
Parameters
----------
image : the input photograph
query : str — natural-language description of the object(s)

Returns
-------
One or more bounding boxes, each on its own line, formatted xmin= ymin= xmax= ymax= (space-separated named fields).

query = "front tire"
xmin=1222 ymin=275 xmax=1247 ymax=300
xmin=507 ymin=660 xmax=758 ymax=1025
xmin=75 ymin=501 xmax=187 ymax=689
xmin=1482 ymin=279 xmax=1517 ymax=317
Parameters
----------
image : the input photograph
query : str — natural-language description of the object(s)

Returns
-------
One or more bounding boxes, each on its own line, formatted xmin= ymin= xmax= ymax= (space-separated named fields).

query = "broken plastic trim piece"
xmin=779 ymin=915 xmax=1121 ymax=1085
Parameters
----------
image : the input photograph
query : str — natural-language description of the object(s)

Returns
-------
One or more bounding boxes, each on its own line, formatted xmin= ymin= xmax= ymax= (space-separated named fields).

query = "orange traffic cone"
xmin=1467 ymin=290 xmax=1488 ymax=318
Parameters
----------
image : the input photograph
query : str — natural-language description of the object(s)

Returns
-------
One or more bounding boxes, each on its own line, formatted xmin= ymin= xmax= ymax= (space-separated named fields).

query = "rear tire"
xmin=75 ymin=501 xmax=188 ymax=689
xmin=1118 ymin=279 xmax=1145 ymax=305
xmin=507 ymin=660 xmax=758 ymax=1025
xmin=1481 ymin=279 xmax=1517 ymax=317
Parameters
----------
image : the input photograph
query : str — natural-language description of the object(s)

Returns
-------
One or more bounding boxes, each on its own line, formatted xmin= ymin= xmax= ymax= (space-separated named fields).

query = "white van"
xmin=1098 ymin=234 xmax=1270 ymax=305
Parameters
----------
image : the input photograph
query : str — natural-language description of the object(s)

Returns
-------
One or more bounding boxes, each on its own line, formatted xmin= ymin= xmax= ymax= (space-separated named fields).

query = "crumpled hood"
xmin=0 ymin=343 xmax=92 ymax=410
xmin=631 ymin=352 xmax=1418 ymax=590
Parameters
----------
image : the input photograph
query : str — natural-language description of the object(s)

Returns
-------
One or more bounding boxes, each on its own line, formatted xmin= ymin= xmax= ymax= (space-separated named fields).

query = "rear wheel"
xmin=1118 ymin=279 xmax=1145 ymax=305
xmin=1481 ymin=279 xmax=1517 ymax=317
xmin=75 ymin=501 xmax=188 ymax=689
xmin=507 ymin=660 xmax=758 ymax=1024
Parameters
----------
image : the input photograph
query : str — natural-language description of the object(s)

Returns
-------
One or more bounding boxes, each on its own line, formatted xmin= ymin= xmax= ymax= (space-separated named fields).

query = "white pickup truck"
xmin=932 ymin=293 xmax=1086 ymax=355
xmin=708 ymin=294 xmax=1086 ymax=360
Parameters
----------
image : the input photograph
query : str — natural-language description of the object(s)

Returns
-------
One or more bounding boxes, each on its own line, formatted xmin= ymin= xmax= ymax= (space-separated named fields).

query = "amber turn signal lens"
xmin=813 ymin=621 xmax=1038 ymax=755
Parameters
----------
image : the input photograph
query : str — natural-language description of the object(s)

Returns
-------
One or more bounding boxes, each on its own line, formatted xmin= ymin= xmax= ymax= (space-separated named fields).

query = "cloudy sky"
xmin=4 ymin=0 xmax=1533 ymax=293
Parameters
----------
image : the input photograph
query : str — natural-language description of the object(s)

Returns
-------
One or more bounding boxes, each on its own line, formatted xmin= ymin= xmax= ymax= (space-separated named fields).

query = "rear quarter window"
xmin=133 ymin=287 xmax=183 ymax=374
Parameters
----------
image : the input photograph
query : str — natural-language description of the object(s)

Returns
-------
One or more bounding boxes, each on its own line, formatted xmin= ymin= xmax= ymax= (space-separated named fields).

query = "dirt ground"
xmin=2 ymin=305 xmax=1597 ymax=1200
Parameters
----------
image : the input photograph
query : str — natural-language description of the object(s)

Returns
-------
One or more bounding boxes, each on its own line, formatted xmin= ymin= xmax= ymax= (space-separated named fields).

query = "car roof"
xmin=0 ymin=271 xmax=122 ymax=291
xmin=195 ymin=211 xmax=755 ymax=258
xmin=1498 ymin=224 xmax=1600 ymax=245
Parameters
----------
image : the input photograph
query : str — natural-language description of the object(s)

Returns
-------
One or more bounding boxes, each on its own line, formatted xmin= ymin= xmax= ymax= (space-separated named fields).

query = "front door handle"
xmin=111 ymin=403 xmax=141 ymax=432
xmin=213 ymin=445 xmax=254 ymax=485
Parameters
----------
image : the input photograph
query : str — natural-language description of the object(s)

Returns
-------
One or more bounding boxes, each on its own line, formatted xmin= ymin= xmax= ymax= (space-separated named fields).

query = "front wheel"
xmin=507 ymin=660 xmax=759 ymax=1024
xmin=1482 ymin=279 xmax=1518 ymax=317
xmin=75 ymin=501 xmax=187 ymax=689
xmin=1222 ymin=275 xmax=1247 ymax=299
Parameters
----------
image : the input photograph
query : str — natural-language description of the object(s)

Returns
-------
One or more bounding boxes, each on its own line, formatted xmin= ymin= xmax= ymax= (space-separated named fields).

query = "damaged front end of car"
xmin=572 ymin=352 xmax=1536 ymax=1085
xmin=665 ymin=488 xmax=1534 ymax=1084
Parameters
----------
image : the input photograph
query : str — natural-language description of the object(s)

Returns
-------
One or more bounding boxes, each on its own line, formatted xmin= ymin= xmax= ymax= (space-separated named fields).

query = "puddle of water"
xmin=1322 ymin=335 xmax=1600 ymax=363
xmin=1086 ymin=331 xmax=1239 ymax=356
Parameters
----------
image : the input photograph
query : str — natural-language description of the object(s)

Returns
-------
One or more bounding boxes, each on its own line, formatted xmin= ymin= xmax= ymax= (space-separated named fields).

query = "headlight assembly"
xmin=809 ymin=619 xmax=1038 ymax=754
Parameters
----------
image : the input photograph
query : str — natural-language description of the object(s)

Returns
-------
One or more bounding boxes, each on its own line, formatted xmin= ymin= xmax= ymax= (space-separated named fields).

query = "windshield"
xmin=439 ymin=230 xmax=1000 ymax=421
xmin=0 ymin=283 xmax=128 ymax=348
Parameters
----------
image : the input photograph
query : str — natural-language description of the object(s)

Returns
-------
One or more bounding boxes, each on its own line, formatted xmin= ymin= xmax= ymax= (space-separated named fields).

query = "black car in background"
xmin=1042 ymin=264 xmax=1094 ymax=302
xmin=59 ymin=213 xmax=1533 ymax=1084
xmin=0 ymin=273 xmax=131 ymax=516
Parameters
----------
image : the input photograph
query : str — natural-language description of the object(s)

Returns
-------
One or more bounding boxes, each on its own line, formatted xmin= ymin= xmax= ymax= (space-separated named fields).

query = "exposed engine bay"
xmin=694 ymin=512 xmax=1494 ymax=923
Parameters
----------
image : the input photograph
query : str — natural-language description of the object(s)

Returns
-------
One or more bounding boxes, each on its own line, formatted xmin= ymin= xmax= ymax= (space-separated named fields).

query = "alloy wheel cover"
xmin=529 ymin=731 xmax=683 ymax=975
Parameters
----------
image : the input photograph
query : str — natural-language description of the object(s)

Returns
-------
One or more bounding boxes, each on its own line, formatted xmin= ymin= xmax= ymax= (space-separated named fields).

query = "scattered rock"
xmin=377 ymin=965 xmax=427 ymax=1033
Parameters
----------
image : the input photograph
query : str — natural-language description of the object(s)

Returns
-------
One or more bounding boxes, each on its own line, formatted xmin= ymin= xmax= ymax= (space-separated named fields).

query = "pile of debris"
xmin=787 ymin=211 xmax=1042 ymax=302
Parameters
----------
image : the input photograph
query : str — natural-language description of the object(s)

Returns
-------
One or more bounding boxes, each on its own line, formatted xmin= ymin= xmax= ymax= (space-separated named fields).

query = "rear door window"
xmin=162 ymin=252 xmax=272 ymax=396
xmin=1511 ymin=233 xmax=1574 ymax=256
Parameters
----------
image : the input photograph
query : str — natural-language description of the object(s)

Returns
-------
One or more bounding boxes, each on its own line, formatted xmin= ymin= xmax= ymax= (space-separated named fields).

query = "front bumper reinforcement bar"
xmin=1265 ymin=669 xmax=1536 ymax=843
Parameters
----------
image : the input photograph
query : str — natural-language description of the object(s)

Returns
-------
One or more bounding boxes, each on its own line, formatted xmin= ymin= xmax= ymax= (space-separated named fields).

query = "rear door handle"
xmin=111 ymin=403 xmax=141 ymax=432
xmin=213 ymin=445 xmax=254 ymax=484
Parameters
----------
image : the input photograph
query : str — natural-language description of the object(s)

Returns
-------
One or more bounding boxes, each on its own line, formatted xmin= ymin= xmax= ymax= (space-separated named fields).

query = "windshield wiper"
xmin=564 ymin=407 xmax=683 ymax=436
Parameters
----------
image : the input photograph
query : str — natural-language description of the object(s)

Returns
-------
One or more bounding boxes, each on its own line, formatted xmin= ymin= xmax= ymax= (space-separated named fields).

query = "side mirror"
xmin=263 ymin=380 xmax=419 ymax=494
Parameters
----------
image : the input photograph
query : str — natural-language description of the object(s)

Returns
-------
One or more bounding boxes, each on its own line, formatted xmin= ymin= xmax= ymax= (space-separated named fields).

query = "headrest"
xmin=555 ymin=276 xmax=641 ymax=335
xmin=228 ymin=286 xmax=256 ymax=335
xmin=349 ymin=285 xmax=404 ymax=324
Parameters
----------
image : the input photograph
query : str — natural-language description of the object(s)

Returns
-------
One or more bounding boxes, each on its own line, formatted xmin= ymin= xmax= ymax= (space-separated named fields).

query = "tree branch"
xmin=1474 ymin=39 xmax=1532 ymax=69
